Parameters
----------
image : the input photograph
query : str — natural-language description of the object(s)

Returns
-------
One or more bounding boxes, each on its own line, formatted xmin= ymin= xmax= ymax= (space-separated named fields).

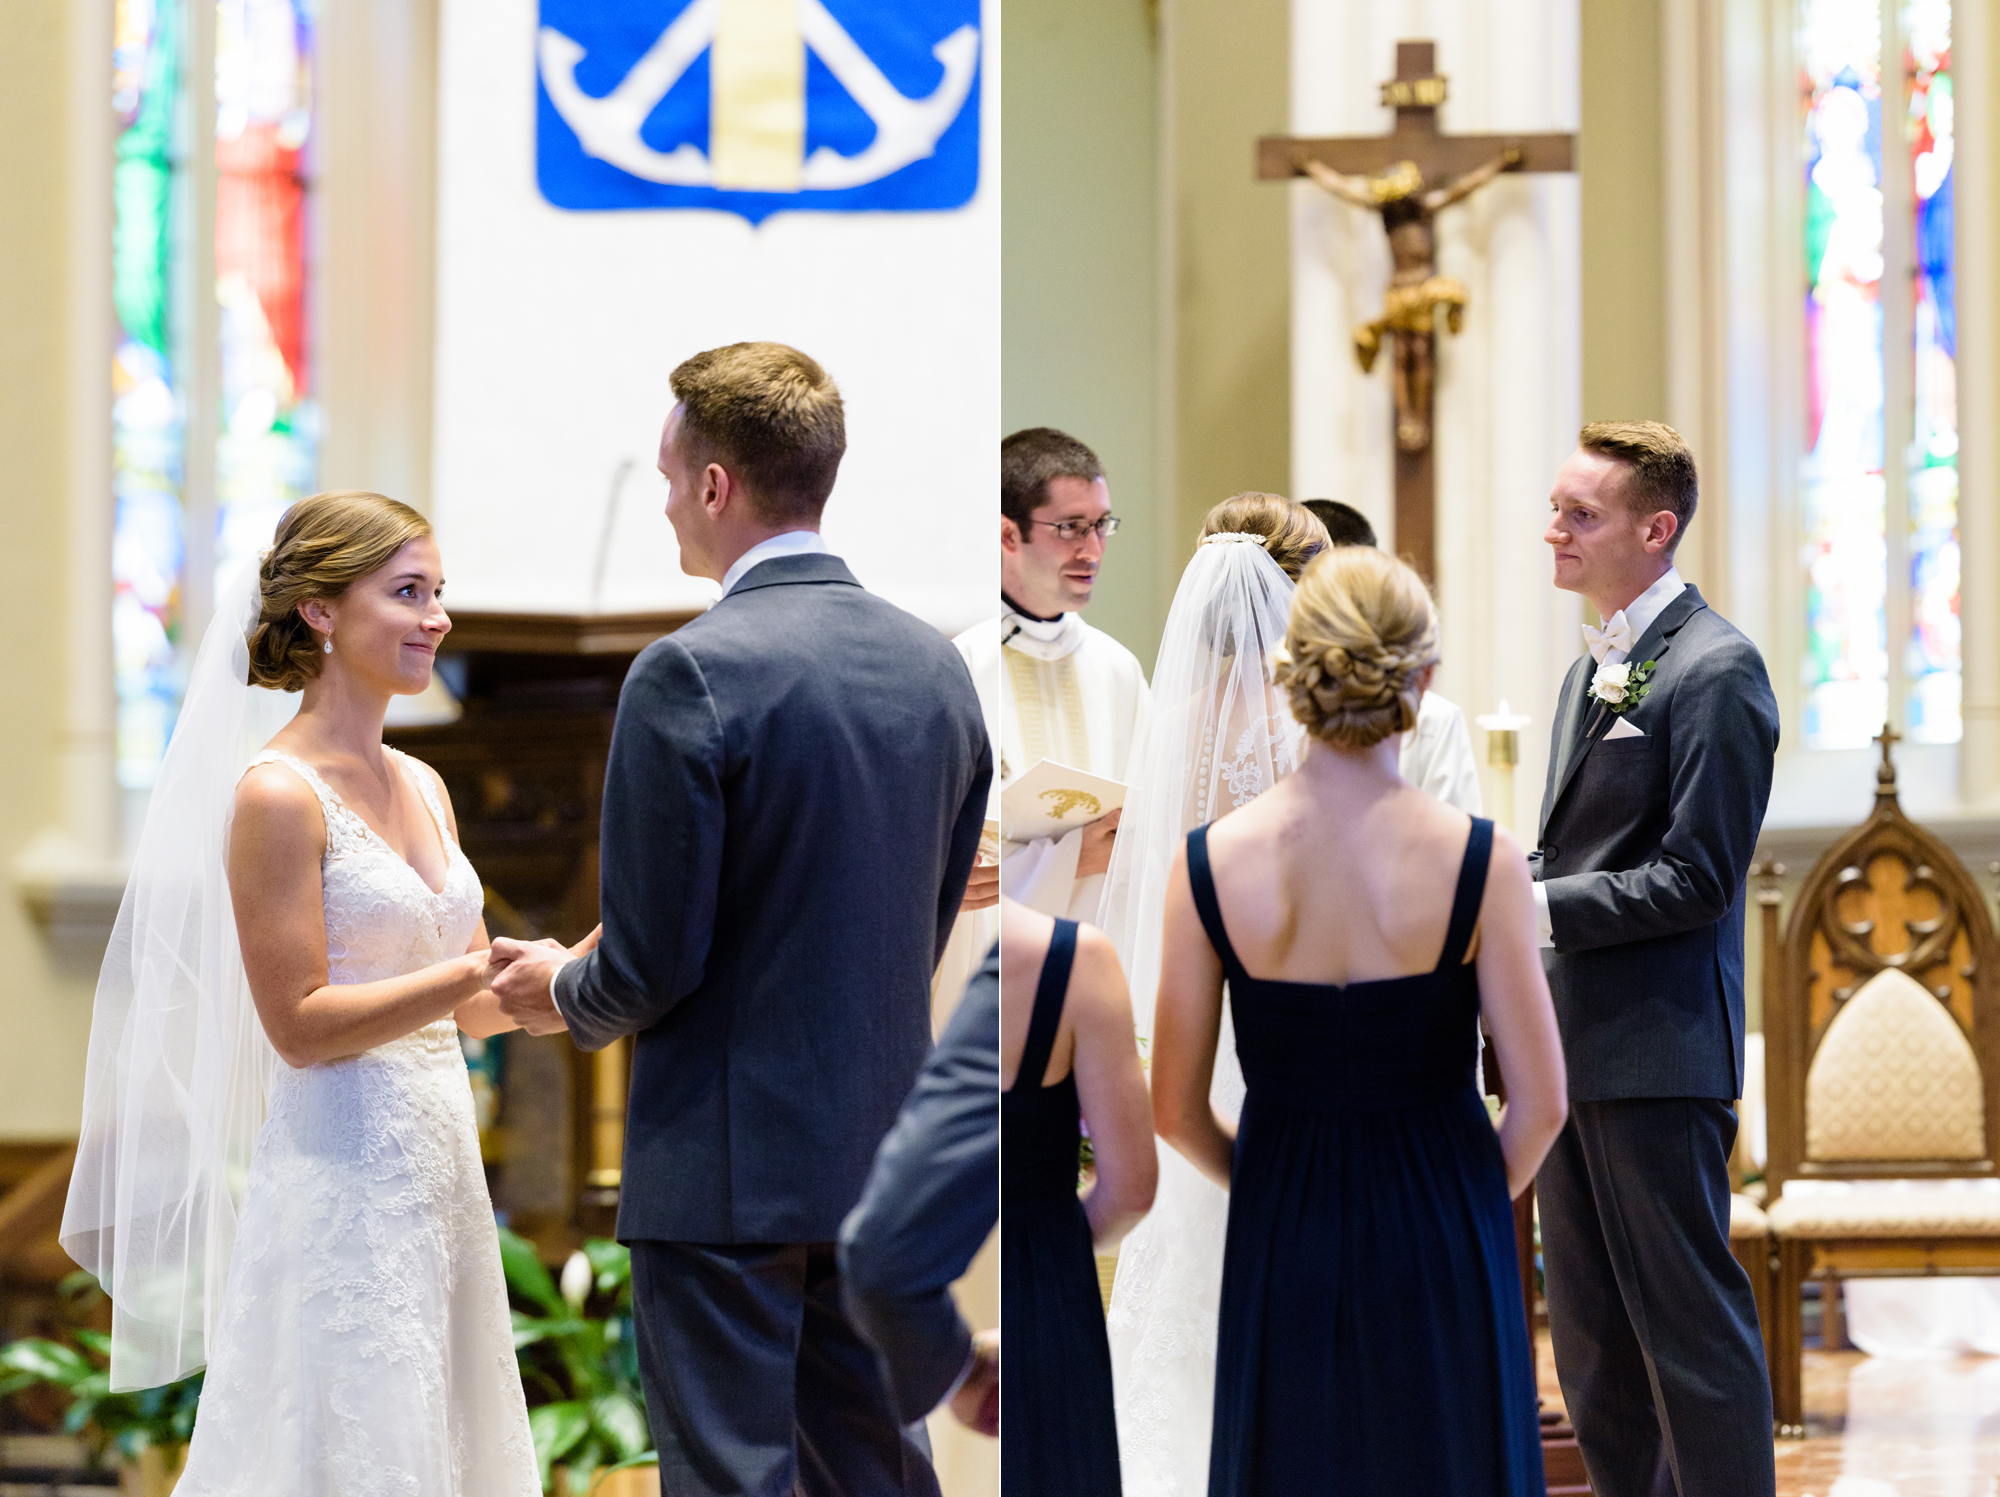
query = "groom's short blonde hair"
xmin=1578 ymin=420 xmax=1698 ymax=553
xmin=670 ymin=343 xmax=846 ymax=523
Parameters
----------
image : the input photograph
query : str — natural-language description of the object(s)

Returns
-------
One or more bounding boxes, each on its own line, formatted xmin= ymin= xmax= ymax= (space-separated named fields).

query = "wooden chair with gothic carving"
xmin=1761 ymin=730 xmax=2000 ymax=1435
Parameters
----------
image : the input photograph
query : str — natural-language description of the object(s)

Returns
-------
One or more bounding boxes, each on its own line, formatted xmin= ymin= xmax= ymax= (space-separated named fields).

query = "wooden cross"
xmin=1874 ymin=721 xmax=1902 ymax=795
xmin=1260 ymin=41 xmax=1575 ymax=582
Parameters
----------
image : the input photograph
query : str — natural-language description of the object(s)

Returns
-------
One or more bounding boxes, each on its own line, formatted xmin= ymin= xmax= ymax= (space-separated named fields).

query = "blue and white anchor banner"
xmin=432 ymin=0 xmax=996 ymax=632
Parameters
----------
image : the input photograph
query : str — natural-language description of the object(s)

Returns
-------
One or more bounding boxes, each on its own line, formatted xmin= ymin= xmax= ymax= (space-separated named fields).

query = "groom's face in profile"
xmin=1544 ymin=448 xmax=1675 ymax=612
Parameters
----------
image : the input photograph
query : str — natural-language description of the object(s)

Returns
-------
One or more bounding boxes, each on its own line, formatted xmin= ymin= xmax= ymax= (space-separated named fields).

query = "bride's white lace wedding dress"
xmin=175 ymin=748 xmax=538 ymax=1497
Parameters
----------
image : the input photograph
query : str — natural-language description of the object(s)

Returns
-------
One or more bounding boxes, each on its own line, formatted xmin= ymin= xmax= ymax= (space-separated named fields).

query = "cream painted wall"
xmin=0 ymin=0 xmax=107 ymax=1139
xmin=1165 ymin=0 xmax=1292 ymax=608
xmin=1579 ymin=0 xmax=1667 ymax=426
xmin=1000 ymin=0 xmax=1164 ymax=661
xmin=1001 ymin=0 xmax=1290 ymax=672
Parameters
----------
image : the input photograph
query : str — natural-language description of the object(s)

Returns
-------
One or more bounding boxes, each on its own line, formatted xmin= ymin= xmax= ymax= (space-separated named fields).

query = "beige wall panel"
xmin=0 ymin=0 xmax=104 ymax=1139
xmin=1001 ymin=0 xmax=1164 ymax=662
xmin=1579 ymin=0 xmax=1667 ymax=425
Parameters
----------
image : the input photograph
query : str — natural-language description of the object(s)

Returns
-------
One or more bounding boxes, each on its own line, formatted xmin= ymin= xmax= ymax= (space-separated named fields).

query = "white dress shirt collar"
xmin=719 ymin=530 xmax=831 ymax=596
xmin=1616 ymin=566 xmax=1687 ymax=651
xmin=1594 ymin=566 xmax=1687 ymax=665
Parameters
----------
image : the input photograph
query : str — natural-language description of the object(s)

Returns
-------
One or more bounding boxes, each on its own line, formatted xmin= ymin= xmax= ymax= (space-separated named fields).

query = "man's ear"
xmin=1000 ymin=516 xmax=1023 ymax=553
xmin=702 ymin=462 xmax=733 ymax=518
xmin=1644 ymin=509 xmax=1680 ymax=556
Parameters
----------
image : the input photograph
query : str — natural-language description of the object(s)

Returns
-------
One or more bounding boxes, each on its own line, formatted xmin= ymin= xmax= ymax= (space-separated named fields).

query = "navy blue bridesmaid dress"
xmin=1001 ymin=917 xmax=1123 ymax=1496
xmin=1191 ymin=817 xmax=1543 ymax=1496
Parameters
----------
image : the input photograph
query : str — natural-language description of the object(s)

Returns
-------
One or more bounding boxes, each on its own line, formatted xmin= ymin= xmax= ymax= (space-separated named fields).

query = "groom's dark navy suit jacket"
xmin=1527 ymin=584 xmax=1779 ymax=1101
xmin=553 ymin=553 xmax=991 ymax=1245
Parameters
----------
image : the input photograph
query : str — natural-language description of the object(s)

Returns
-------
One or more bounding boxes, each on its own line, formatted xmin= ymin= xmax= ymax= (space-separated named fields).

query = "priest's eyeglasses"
xmin=1028 ymin=516 xmax=1121 ymax=542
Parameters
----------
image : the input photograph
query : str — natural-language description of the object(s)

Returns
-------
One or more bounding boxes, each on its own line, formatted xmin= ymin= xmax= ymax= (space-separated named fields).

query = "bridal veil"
xmin=61 ymin=562 xmax=298 ymax=1391
xmin=1098 ymin=530 xmax=1302 ymax=1494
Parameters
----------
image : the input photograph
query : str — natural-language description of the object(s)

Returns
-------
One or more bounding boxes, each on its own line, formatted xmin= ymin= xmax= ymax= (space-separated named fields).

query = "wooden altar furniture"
xmin=1760 ymin=734 xmax=2000 ymax=1434
xmin=384 ymin=609 xmax=696 ymax=1248
xmin=1727 ymin=1193 xmax=1775 ymax=1378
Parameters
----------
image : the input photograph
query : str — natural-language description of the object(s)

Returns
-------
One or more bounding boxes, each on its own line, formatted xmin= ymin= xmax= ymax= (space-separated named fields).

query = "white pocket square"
xmin=1603 ymin=716 xmax=1646 ymax=741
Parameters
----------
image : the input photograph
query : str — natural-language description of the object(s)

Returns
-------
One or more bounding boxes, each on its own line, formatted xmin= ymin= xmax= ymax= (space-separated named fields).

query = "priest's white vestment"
xmin=972 ymin=605 xmax=1151 ymax=924
xmin=1401 ymin=690 xmax=1482 ymax=814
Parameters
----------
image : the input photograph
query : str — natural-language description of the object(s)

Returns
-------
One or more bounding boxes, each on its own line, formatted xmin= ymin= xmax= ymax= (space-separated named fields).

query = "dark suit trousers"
xmin=1538 ymin=1099 xmax=1774 ymax=1497
xmin=629 ymin=1240 xmax=940 ymax=1497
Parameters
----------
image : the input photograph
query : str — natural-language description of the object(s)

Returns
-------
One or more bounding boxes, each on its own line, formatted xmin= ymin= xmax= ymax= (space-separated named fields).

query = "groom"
xmin=492 ymin=343 xmax=991 ymax=1496
xmin=1530 ymin=421 xmax=1777 ymax=1497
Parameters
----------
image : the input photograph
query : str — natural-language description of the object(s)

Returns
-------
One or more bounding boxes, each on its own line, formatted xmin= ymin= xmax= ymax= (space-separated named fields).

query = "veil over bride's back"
xmin=62 ymin=563 xmax=298 ymax=1390
xmin=1099 ymin=523 xmax=1305 ymax=1494
xmin=1099 ymin=528 xmax=1303 ymax=1044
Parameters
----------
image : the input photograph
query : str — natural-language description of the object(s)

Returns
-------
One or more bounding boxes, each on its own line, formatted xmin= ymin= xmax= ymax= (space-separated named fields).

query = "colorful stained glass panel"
xmin=112 ymin=0 xmax=185 ymax=789
xmin=214 ymin=0 xmax=318 ymax=586
xmin=1905 ymin=0 xmax=1959 ymax=742
xmin=1802 ymin=0 xmax=1888 ymax=750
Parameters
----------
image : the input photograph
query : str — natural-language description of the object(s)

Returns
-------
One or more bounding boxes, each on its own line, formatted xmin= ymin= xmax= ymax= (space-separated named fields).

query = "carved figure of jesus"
xmin=1299 ymin=145 xmax=1523 ymax=453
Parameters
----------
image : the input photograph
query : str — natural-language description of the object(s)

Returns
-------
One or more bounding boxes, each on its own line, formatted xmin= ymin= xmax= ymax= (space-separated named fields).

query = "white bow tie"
xmin=1583 ymin=610 xmax=1635 ymax=665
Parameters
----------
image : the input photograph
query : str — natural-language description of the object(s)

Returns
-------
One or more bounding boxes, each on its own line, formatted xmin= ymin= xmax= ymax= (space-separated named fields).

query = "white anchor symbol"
xmin=538 ymin=0 xmax=979 ymax=190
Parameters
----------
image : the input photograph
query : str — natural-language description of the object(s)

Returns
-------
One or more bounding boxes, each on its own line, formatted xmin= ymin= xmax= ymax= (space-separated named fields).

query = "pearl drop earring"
xmin=323 ymin=636 xmax=333 ymax=655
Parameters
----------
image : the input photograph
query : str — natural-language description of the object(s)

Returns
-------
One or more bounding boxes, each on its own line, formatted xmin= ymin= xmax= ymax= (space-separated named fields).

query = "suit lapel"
xmin=1549 ymin=657 xmax=1594 ymax=792
xmin=1548 ymin=585 xmax=1709 ymax=816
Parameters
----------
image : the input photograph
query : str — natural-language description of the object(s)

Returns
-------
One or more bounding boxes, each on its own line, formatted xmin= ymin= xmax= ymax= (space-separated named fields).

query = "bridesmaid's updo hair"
xmin=1276 ymin=545 xmax=1439 ymax=749
xmin=247 ymin=491 xmax=432 ymax=692
xmin=1197 ymin=492 xmax=1330 ymax=582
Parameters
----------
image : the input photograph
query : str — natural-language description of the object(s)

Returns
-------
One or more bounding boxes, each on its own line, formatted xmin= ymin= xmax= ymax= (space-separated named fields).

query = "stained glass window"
xmin=112 ymin=0 xmax=186 ymax=789
xmin=1905 ymin=0 xmax=1958 ymax=743
xmin=1800 ymin=0 xmax=1959 ymax=749
xmin=214 ymin=0 xmax=318 ymax=584
xmin=1802 ymin=0 xmax=1887 ymax=751
xmin=111 ymin=0 xmax=317 ymax=791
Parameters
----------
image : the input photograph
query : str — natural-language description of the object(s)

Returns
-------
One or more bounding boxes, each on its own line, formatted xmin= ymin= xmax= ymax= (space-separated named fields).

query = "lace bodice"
xmin=177 ymin=747 xmax=536 ymax=1496
xmin=247 ymin=748 xmax=484 ymax=1044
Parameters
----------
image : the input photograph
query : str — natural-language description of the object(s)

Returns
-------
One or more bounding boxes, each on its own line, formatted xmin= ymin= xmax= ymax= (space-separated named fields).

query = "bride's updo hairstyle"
xmin=247 ymin=490 xmax=433 ymax=692
xmin=1197 ymin=492 xmax=1330 ymax=581
xmin=1277 ymin=545 xmax=1440 ymax=749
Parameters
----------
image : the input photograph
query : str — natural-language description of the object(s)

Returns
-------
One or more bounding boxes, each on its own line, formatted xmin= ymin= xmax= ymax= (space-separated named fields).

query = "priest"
xmin=965 ymin=428 xmax=1150 ymax=923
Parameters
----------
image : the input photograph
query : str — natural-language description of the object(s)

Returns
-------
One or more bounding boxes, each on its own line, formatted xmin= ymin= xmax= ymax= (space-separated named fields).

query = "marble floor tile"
xmin=1535 ymin=1332 xmax=2000 ymax=1497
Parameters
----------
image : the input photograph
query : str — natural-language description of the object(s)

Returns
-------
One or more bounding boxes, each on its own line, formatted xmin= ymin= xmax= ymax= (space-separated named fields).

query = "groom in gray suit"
xmin=1529 ymin=421 xmax=1778 ymax=1497
xmin=493 ymin=343 xmax=990 ymax=1496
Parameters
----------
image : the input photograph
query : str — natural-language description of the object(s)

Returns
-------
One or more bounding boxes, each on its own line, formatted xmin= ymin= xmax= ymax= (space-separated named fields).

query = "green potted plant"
xmin=498 ymin=1229 xmax=656 ymax=1495
xmin=0 ymin=1275 xmax=201 ymax=1497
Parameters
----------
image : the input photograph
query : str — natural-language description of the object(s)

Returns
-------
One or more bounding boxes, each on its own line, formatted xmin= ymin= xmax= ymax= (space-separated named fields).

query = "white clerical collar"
xmin=1619 ymin=566 xmax=1687 ymax=646
xmin=1001 ymin=600 xmax=1087 ymax=662
xmin=720 ymin=530 xmax=830 ymax=596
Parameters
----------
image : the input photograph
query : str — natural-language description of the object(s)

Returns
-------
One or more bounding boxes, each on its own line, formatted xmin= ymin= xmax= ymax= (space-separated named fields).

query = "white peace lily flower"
xmin=560 ymin=1249 xmax=593 ymax=1313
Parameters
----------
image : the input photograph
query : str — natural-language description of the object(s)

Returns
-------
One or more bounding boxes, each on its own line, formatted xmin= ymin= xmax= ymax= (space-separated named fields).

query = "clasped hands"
xmin=483 ymin=925 xmax=602 ymax=1036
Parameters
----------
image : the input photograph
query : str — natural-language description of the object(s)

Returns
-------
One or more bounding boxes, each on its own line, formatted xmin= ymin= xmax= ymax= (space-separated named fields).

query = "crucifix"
xmin=1260 ymin=41 xmax=1575 ymax=582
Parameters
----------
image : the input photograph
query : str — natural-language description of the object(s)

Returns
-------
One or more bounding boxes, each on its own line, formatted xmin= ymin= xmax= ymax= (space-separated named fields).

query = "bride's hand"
xmin=570 ymin=924 xmax=603 ymax=959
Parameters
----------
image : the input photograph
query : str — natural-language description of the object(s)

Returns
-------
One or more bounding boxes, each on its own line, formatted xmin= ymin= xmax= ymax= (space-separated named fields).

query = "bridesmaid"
xmin=1001 ymin=896 xmax=1157 ymax=1496
xmin=1152 ymin=545 xmax=1568 ymax=1495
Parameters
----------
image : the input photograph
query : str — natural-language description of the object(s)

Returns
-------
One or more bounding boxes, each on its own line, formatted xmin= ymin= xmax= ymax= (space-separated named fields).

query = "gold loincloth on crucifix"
xmin=1352 ymin=275 xmax=1470 ymax=374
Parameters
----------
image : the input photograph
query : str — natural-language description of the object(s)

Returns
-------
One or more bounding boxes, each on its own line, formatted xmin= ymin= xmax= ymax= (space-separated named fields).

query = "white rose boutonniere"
xmin=1590 ymin=658 xmax=1656 ymax=714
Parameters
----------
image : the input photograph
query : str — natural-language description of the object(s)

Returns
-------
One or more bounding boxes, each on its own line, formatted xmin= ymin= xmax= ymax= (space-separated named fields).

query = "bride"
xmin=62 ymin=491 xmax=586 ymax=1494
xmin=1099 ymin=494 xmax=1326 ymax=1493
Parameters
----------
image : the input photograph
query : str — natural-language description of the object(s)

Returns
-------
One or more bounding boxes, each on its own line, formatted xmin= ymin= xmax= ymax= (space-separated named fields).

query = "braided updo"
xmin=1275 ymin=545 xmax=1439 ymax=749
xmin=246 ymin=491 xmax=433 ymax=692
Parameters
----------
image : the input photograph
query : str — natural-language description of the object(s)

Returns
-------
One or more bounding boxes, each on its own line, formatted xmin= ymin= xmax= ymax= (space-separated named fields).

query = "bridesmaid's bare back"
xmin=1201 ymin=763 xmax=1476 ymax=986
